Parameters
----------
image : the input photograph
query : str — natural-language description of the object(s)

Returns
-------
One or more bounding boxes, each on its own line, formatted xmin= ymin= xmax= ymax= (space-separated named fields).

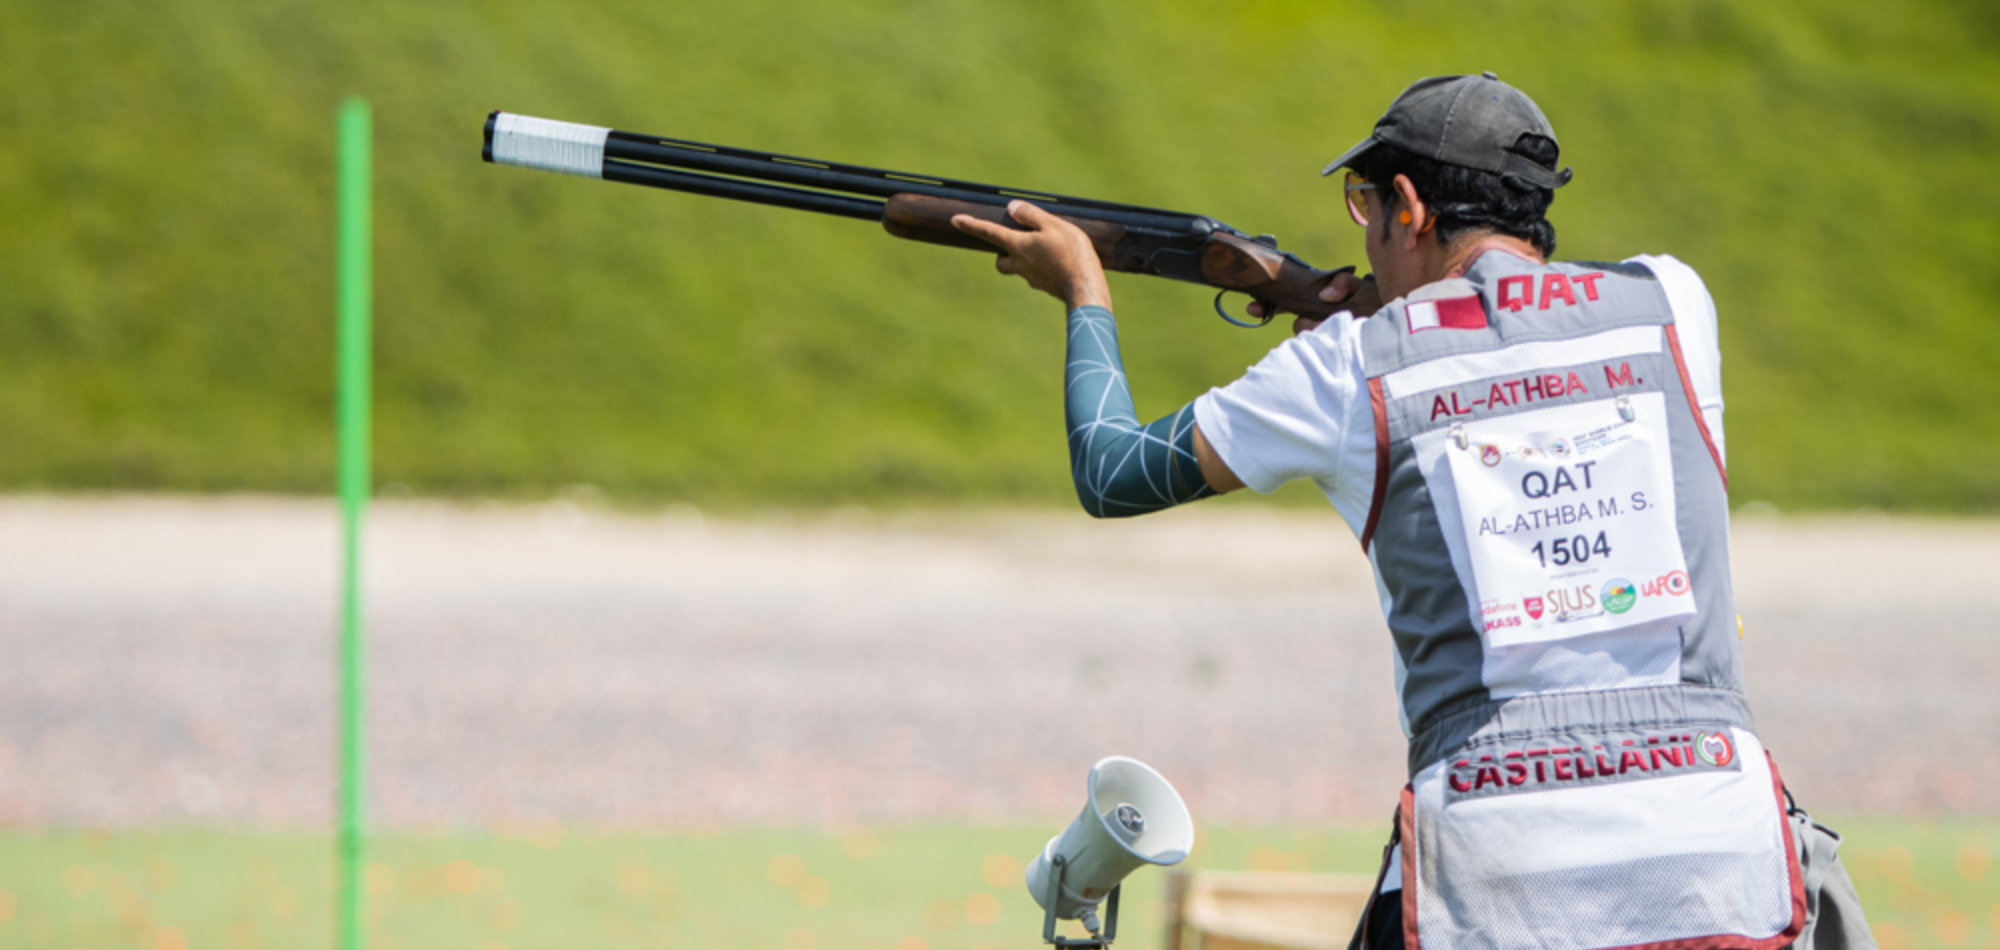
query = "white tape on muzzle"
xmin=491 ymin=113 xmax=610 ymax=179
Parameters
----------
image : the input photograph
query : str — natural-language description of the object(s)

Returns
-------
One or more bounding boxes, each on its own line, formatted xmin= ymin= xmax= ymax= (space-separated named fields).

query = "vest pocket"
xmin=1401 ymin=726 xmax=1805 ymax=950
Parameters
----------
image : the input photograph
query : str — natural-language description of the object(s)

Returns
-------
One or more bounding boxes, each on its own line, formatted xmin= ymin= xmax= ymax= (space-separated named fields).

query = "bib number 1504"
xmin=1531 ymin=531 xmax=1611 ymax=567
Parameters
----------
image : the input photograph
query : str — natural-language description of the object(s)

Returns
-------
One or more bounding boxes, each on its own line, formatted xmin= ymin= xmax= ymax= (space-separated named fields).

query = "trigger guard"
xmin=1213 ymin=290 xmax=1275 ymax=329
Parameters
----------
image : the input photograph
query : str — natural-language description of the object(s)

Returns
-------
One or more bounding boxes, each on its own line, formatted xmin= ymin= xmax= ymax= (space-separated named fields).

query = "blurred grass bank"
xmin=2 ymin=1 xmax=1996 ymax=509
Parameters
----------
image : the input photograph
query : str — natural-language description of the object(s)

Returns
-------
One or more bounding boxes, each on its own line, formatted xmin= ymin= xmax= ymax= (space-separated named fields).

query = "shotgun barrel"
xmin=482 ymin=111 xmax=1359 ymax=322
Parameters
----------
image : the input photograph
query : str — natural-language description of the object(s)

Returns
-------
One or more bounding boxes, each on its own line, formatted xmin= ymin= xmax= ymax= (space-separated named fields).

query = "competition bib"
xmin=1446 ymin=392 xmax=1695 ymax=647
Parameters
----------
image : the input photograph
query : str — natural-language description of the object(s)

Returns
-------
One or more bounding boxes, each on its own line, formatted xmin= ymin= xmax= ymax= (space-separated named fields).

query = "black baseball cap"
xmin=1321 ymin=72 xmax=1573 ymax=190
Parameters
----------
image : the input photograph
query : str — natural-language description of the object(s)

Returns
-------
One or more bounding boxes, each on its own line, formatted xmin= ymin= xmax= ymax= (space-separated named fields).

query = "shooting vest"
xmin=1357 ymin=253 xmax=1806 ymax=950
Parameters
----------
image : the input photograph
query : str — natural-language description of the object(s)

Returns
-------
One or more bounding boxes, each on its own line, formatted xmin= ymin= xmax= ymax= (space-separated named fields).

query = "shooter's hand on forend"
xmin=951 ymin=201 xmax=1113 ymax=312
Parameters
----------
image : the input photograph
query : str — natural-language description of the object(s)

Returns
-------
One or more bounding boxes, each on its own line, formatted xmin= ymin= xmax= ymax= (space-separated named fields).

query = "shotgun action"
xmin=482 ymin=112 xmax=1364 ymax=325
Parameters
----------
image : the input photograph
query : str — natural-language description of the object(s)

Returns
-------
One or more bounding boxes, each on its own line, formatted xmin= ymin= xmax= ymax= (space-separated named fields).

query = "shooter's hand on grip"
xmin=1247 ymin=272 xmax=1383 ymax=337
xmin=951 ymin=201 xmax=1113 ymax=311
xmin=1199 ymin=232 xmax=1373 ymax=331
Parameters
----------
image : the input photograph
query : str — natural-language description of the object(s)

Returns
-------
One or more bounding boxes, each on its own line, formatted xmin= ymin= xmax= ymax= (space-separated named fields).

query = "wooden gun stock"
xmin=1199 ymin=232 xmax=1369 ymax=319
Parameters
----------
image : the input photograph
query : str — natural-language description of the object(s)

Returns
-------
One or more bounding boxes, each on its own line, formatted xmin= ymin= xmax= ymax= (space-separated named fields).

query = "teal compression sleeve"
xmin=1066 ymin=305 xmax=1214 ymax=517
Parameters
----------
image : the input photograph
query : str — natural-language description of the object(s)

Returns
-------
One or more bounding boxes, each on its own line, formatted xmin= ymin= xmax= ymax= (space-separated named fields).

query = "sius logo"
xmin=1547 ymin=584 xmax=1598 ymax=620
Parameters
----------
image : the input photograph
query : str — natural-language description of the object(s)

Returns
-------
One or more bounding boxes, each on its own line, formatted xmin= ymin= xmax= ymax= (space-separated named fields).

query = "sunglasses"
xmin=1342 ymin=171 xmax=1378 ymax=227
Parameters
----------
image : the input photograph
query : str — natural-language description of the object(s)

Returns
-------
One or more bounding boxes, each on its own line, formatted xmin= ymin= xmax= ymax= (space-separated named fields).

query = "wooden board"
xmin=1171 ymin=870 xmax=1377 ymax=950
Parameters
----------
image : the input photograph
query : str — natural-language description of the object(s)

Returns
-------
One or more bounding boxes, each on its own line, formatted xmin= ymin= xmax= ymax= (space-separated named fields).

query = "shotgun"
xmin=482 ymin=112 xmax=1365 ymax=326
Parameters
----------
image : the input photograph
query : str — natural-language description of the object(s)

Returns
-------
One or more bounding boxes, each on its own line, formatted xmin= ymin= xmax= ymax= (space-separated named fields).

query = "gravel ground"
xmin=0 ymin=496 xmax=1993 ymax=828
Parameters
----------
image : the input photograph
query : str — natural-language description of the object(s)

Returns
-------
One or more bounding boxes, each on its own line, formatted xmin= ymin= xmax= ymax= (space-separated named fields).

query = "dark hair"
xmin=1355 ymin=135 xmax=1560 ymax=257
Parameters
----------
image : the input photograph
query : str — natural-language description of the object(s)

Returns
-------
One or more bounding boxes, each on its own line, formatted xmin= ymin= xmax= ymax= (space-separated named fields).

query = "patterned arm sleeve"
xmin=1065 ymin=305 xmax=1213 ymax=518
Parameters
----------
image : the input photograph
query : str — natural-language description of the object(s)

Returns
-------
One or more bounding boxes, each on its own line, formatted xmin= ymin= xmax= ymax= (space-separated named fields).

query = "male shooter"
xmin=953 ymin=73 xmax=1874 ymax=950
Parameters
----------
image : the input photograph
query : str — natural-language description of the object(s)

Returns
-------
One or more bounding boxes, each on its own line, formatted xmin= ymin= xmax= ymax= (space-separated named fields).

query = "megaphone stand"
xmin=1040 ymin=854 xmax=1121 ymax=949
xmin=1027 ymin=757 xmax=1191 ymax=950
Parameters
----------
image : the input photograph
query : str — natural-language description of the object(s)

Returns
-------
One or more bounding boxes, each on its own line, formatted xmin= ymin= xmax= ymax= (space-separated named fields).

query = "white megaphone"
xmin=1026 ymin=756 xmax=1194 ymax=940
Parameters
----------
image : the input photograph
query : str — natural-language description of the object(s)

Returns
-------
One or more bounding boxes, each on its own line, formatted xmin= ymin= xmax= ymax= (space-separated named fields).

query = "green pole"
xmin=335 ymin=97 xmax=372 ymax=950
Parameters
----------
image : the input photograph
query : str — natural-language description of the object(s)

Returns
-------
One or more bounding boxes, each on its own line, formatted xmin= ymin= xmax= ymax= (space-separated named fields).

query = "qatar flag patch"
xmin=1405 ymin=294 xmax=1488 ymax=333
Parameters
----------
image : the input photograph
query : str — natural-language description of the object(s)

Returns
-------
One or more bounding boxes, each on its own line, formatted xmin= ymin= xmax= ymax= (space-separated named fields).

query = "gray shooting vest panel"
xmin=1360 ymin=254 xmax=1750 ymax=775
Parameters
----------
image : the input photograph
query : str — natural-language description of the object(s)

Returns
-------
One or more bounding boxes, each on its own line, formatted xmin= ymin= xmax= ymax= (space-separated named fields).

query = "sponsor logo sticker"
xmin=1480 ymin=598 xmax=1522 ymax=632
xmin=1695 ymin=731 xmax=1735 ymax=767
xmin=1523 ymin=596 xmax=1544 ymax=620
xmin=1549 ymin=584 xmax=1601 ymax=622
xmin=1480 ymin=444 xmax=1502 ymax=467
xmin=1600 ymin=578 xmax=1638 ymax=614
xmin=1641 ymin=570 xmax=1691 ymax=598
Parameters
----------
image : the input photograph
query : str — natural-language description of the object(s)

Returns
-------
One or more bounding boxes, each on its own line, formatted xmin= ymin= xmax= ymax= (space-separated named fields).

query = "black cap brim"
xmin=1320 ymin=135 xmax=1379 ymax=176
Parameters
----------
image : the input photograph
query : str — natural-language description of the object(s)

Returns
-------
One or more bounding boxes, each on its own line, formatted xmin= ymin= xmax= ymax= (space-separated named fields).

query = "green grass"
xmin=0 ymin=821 xmax=1990 ymax=950
xmin=2 ymin=0 xmax=1997 ymax=509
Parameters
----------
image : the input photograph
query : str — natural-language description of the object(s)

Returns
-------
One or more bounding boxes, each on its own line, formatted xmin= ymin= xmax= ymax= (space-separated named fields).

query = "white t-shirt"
xmin=1192 ymin=254 xmax=1725 ymax=539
